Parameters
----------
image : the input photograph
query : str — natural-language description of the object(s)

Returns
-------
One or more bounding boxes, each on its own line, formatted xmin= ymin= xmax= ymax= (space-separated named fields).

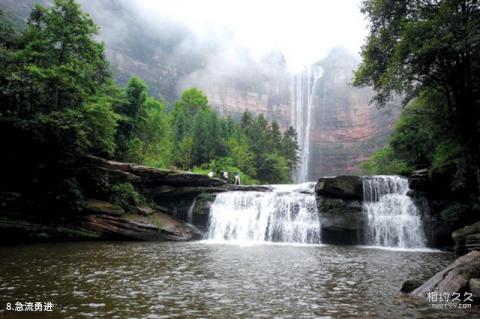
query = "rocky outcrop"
xmin=315 ymin=175 xmax=367 ymax=244
xmin=83 ymin=210 xmax=202 ymax=241
xmin=408 ymin=169 xmax=475 ymax=249
xmin=315 ymin=176 xmax=363 ymax=199
xmin=87 ymin=156 xmax=226 ymax=188
xmin=410 ymin=250 xmax=480 ymax=298
xmin=316 ymin=196 xmax=365 ymax=244
xmin=452 ymin=222 xmax=480 ymax=255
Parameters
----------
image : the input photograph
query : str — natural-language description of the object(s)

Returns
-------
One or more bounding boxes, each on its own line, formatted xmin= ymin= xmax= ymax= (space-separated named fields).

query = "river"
xmin=0 ymin=241 xmax=471 ymax=318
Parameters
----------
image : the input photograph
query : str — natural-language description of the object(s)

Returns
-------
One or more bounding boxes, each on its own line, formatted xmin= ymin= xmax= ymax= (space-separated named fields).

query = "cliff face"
xmin=306 ymin=50 xmax=400 ymax=178
xmin=200 ymin=81 xmax=291 ymax=129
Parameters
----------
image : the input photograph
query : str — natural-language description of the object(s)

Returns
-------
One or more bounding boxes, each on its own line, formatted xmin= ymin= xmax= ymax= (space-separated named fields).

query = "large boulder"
xmin=316 ymin=197 xmax=366 ymax=245
xmin=452 ymin=222 xmax=480 ymax=255
xmin=410 ymin=250 xmax=480 ymax=298
xmin=315 ymin=176 xmax=363 ymax=199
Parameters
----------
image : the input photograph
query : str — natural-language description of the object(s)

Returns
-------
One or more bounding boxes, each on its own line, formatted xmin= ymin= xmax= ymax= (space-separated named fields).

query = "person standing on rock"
xmin=234 ymin=173 xmax=241 ymax=185
xmin=223 ymin=171 xmax=229 ymax=183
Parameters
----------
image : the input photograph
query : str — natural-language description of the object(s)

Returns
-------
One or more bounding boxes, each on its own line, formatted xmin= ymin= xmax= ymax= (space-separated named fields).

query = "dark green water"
xmin=0 ymin=242 xmax=476 ymax=318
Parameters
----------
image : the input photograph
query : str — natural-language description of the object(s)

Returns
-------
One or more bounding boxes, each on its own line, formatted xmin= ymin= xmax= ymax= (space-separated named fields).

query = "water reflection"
xmin=0 ymin=242 xmax=474 ymax=318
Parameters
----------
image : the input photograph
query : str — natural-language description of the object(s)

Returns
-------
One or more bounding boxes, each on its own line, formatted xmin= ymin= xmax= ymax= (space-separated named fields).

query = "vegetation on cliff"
xmin=0 ymin=0 xmax=299 ymax=220
xmin=355 ymin=0 xmax=480 ymax=226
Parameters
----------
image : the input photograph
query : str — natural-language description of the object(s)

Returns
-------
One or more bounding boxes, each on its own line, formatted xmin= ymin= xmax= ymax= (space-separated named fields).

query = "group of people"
xmin=207 ymin=171 xmax=241 ymax=185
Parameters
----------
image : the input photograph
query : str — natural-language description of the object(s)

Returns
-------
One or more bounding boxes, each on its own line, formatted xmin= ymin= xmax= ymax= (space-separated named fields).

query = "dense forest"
xmin=0 ymin=0 xmax=299 ymax=216
xmin=356 ymin=0 xmax=480 ymax=226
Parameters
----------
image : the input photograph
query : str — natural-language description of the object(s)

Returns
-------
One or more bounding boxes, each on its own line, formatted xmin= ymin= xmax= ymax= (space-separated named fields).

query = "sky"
xmin=128 ymin=0 xmax=369 ymax=72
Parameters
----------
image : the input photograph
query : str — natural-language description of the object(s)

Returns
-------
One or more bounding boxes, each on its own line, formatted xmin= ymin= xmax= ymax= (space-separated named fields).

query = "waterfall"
xmin=291 ymin=66 xmax=323 ymax=183
xmin=207 ymin=183 xmax=321 ymax=244
xmin=186 ymin=197 xmax=196 ymax=224
xmin=362 ymin=176 xmax=426 ymax=248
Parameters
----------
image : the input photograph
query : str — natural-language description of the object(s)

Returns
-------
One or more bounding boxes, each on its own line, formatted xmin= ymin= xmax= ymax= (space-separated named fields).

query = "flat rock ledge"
xmin=87 ymin=155 xmax=272 ymax=196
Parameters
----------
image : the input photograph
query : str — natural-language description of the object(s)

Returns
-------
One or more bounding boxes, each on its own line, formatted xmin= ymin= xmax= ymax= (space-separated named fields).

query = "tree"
xmin=7 ymin=0 xmax=108 ymax=116
xmin=140 ymin=97 xmax=171 ymax=165
xmin=281 ymin=126 xmax=300 ymax=177
xmin=268 ymin=120 xmax=282 ymax=151
xmin=115 ymin=77 xmax=148 ymax=161
xmin=354 ymin=0 xmax=480 ymax=193
xmin=175 ymin=87 xmax=208 ymax=118
xmin=191 ymin=110 xmax=209 ymax=165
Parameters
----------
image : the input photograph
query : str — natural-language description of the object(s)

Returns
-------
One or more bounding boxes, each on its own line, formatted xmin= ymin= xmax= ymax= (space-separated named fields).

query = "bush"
xmin=360 ymin=146 xmax=412 ymax=175
xmin=108 ymin=183 xmax=143 ymax=209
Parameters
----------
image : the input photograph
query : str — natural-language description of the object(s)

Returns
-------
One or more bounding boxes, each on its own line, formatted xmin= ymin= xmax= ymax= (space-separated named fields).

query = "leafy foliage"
xmin=356 ymin=0 xmax=480 ymax=223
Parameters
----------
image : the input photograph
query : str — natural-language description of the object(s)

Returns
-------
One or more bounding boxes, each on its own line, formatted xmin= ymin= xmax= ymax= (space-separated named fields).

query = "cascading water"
xmin=291 ymin=66 xmax=323 ymax=183
xmin=186 ymin=197 xmax=196 ymax=224
xmin=362 ymin=176 xmax=426 ymax=248
xmin=207 ymin=183 xmax=321 ymax=244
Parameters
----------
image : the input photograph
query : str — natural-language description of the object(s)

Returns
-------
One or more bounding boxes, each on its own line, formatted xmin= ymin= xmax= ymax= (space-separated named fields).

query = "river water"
xmin=0 ymin=242 xmax=475 ymax=318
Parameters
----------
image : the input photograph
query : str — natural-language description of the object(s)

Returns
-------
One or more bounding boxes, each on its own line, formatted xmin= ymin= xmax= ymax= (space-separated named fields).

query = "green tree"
xmin=115 ymin=77 xmax=148 ymax=161
xmin=8 ymin=0 xmax=108 ymax=116
xmin=175 ymin=87 xmax=209 ymax=118
xmin=281 ymin=126 xmax=300 ymax=177
xmin=192 ymin=110 xmax=209 ymax=165
xmin=354 ymin=0 xmax=480 ymax=191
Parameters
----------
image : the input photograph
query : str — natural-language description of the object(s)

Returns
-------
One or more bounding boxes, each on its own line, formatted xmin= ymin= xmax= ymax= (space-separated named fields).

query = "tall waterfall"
xmin=207 ymin=183 xmax=321 ymax=244
xmin=362 ymin=176 xmax=426 ymax=248
xmin=291 ymin=66 xmax=323 ymax=183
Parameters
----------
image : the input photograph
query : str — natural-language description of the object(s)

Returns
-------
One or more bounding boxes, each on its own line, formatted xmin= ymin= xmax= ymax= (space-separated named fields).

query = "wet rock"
xmin=400 ymin=279 xmax=423 ymax=293
xmin=191 ymin=197 xmax=214 ymax=232
xmin=452 ymin=222 xmax=480 ymax=255
xmin=315 ymin=191 xmax=365 ymax=245
xmin=83 ymin=212 xmax=202 ymax=241
xmin=135 ymin=205 xmax=154 ymax=216
xmin=408 ymin=168 xmax=429 ymax=191
xmin=410 ymin=250 xmax=480 ymax=298
xmin=315 ymin=176 xmax=363 ymax=199
xmin=85 ymin=199 xmax=124 ymax=216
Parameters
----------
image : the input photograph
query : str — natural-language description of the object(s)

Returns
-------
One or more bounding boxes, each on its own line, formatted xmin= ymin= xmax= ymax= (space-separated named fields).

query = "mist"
xmin=76 ymin=0 xmax=367 ymax=99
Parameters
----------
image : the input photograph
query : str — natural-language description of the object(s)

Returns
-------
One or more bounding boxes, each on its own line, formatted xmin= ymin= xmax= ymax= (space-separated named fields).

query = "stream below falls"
xmin=0 ymin=241 xmax=472 ymax=318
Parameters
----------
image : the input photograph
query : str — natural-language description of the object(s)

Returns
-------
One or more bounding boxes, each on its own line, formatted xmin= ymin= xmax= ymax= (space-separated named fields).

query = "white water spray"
xmin=186 ymin=197 xmax=197 ymax=224
xmin=207 ymin=183 xmax=321 ymax=244
xmin=291 ymin=66 xmax=323 ymax=183
xmin=362 ymin=176 xmax=426 ymax=248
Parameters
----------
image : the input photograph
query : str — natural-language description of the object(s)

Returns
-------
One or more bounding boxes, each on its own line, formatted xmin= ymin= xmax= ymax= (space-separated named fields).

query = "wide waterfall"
xmin=362 ymin=176 xmax=426 ymax=248
xmin=291 ymin=66 xmax=323 ymax=183
xmin=207 ymin=183 xmax=321 ymax=244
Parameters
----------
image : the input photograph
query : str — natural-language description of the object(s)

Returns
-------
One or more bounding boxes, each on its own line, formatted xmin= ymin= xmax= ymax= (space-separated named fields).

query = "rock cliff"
xmin=307 ymin=49 xmax=400 ymax=178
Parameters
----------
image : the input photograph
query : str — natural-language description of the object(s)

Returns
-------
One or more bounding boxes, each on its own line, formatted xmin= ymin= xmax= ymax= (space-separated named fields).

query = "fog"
xmin=76 ymin=0 xmax=367 ymax=98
